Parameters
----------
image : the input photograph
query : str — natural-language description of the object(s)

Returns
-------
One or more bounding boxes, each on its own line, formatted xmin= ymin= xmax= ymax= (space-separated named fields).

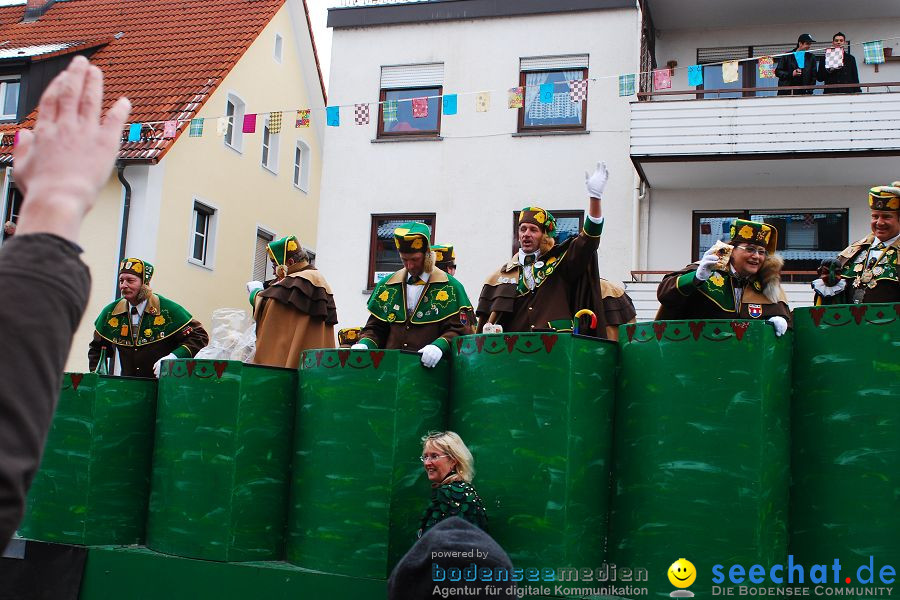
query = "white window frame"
xmin=261 ymin=116 xmax=280 ymax=174
xmin=0 ymin=76 xmax=20 ymax=121
xmin=293 ymin=139 xmax=310 ymax=192
xmin=274 ymin=33 xmax=283 ymax=64
xmin=188 ymin=199 xmax=218 ymax=270
xmin=224 ymin=92 xmax=246 ymax=153
xmin=252 ymin=225 xmax=276 ymax=280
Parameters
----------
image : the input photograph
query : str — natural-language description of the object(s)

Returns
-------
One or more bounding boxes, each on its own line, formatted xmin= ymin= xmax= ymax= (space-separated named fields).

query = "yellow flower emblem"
xmin=154 ymin=316 xmax=165 ymax=326
xmin=144 ymin=328 xmax=153 ymax=337
xmin=545 ymin=256 xmax=557 ymax=265
xmin=287 ymin=240 xmax=299 ymax=252
xmin=120 ymin=325 xmax=129 ymax=336
xmin=411 ymin=238 xmax=423 ymax=249
xmin=132 ymin=262 xmax=143 ymax=274
xmin=387 ymin=313 xmax=396 ymax=322
xmin=347 ymin=330 xmax=357 ymax=340
xmin=888 ymin=197 xmax=900 ymax=209
xmin=378 ymin=290 xmax=389 ymax=302
xmin=709 ymin=273 xmax=725 ymax=287
xmin=435 ymin=290 xmax=449 ymax=302
xmin=435 ymin=251 xmax=444 ymax=262
xmin=534 ymin=212 xmax=546 ymax=224
xmin=108 ymin=317 xmax=119 ymax=327
xmin=738 ymin=225 xmax=754 ymax=239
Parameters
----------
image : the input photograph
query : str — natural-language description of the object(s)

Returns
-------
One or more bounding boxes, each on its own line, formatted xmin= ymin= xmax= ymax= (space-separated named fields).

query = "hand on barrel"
xmin=418 ymin=344 xmax=443 ymax=368
xmin=768 ymin=316 xmax=788 ymax=337
xmin=153 ymin=353 xmax=176 ymax=378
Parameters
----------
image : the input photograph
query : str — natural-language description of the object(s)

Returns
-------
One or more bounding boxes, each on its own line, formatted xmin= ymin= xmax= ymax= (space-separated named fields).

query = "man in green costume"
xmin=88 ymin=258 xmax=209 ymax=378
xmin=353 ymin=222 xmax=472 ymax=368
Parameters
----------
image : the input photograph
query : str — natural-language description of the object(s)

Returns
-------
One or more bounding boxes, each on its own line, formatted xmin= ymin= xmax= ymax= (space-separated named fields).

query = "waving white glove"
xmin=418 ymin=344 xmax=443 ymax=368
xmin=695 ymin=247 xmax=722 ymax=282
xmin=246 ymin=280 xmax=264 ymax=293
xmin=585 ymin=161 xmax=609 ymax=199
xmin=350 ymin=343 xmax=368 ymax=350
xmin=768 ymin=316 xmax=788 ymax=337
xmin=153 ymin=353 xmax=177 ymax=378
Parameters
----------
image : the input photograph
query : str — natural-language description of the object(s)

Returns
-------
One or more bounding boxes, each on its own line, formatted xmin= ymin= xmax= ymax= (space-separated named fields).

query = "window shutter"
xmin=380 ymin=63 xmax=444 ymax=89
xmin=520 ymin=54 xmax=589 ymax=71
xmin=697 ymin=46 xmax=751 ymax=65
xmin=253 ymin=233 xmax=272 ymax=281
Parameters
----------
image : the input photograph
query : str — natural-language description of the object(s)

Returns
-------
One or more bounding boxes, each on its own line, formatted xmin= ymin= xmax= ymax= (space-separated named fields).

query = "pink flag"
xmin=163 ymin=120 xmax=177 ymax=139
xmin=653 ymin=69 xmax=671 ymax=91
xmin=242 ymin=113 xmax=257 ymax=134
xmin=412 ymin=97 xmax=428 ymax=119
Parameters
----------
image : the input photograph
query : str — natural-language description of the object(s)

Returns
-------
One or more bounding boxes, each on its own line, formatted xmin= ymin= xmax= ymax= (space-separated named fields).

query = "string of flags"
xmin=105 ymin=36 xmax=895 ymax=143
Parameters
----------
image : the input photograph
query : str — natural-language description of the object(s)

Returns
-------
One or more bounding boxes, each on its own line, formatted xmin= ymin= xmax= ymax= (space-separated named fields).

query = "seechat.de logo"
xmin=669 ymin=558 xmax=697 ymax=598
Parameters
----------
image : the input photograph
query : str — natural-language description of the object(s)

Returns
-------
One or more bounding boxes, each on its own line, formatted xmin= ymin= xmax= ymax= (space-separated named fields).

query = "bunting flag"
xmin=758 ymin=56 xmax=776 ymax=79
xmin=539 ymin=82 xmax=554 ymax=103
xmin=618 ymin=74 xmax=635 ymax=97
xmin=326 ymin=106 xmax=340 ymax=126
xmin=189 ymin=118 xmax=204 ymax=137
xmin=653 ymin=68 xmax=671 ymax=90
xmin=412 ymin=97 xmax=428 ymax=118
xmin=794 ymin=51 xmax=806 ymax=69
xmin=163 ymin=120 xmax=177 ymax=139
xmin=442 ymin=94 xmax=457 ymax=115
xmin=295 ymin=109 xmax=310 ymax=128
xmin=382 ymin=100 xmax=398 ymax=123
xmin=476 ymin=92 xmax=490 ymax=112
xmin=507 ymin=86 xmax=524 ymax=108
xmin=242 ymin=113 xmax=256 ymax=134
xmin=722 ymin=60 xmax=739 ymax=84
xmin=688 ymin=64 xmax=703 ymax=86
xmin=825 ymin=47 xmax=844 ymax=70
xmin=268 ymin=111 xmax=283 ymax=133
xmin=127 ymin=123 xmax=141 ymax=142
xmin=568 ymin=79 xmax=588 ymax=102
xmin=863 ymin=40 xmax=884 ymax=64
xmin=216 ymin=117 xmax=229 ymax=135
xmin=354 ymin=103 xmax=370 ymax=125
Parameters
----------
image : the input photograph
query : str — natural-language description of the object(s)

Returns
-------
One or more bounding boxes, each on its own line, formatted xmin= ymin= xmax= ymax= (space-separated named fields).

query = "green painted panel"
xmin=146 ymin=359 xmax=296 ymax=562
xmin=610 ymin=320 xmax=790 ymax=598
xmin=287 ymin=349 xmax=448 ymax=579
xmin=791 ymin=304 xmax=900 ymax=575
xmin=78 ymin=546 xmax=386 ymax=599
xmin=449 ymin=333 xmax=617 ymax=571
xmin=19 ymin=373 xmax=157 ymax=545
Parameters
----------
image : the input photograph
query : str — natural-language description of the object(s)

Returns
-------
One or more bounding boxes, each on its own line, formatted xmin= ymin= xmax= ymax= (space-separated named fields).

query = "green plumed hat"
xmin=729 ymin=219 xmax=777 ymax=255
xmin=337 ymin=327 xmax=361 ymax=345
xmin=518 ymin=206 xmax=557 ymax=238
xmin=394 ymin=222 xmax=431 ymax=253
xmin=267 ymin=235 xmax=302 ymax=266
xmin=119 ymin=257 xmax=154 ymax=285
xmin=431 ymin=244 xmax=456 ymax=270
xmin=868 ymin=182 xmax=900 ymax=211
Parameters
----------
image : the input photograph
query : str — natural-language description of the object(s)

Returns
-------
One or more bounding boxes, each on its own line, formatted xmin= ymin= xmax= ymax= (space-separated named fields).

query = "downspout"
xmin=115 ymin=161 xmax=131 ymax=299
xmin=632 ymin=172 xmax=647 ymax=275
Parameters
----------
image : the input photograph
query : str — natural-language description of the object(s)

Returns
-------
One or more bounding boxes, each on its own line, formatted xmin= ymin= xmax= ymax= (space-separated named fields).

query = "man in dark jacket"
xmin=817 ymin=32 xmax=861 ymax=94
xmin=776 ymin=33 xmax=818 ymax=95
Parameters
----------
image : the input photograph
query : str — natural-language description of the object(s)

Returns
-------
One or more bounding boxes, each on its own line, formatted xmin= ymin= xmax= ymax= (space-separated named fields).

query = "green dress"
xmin=418 ymin=479 xmax=488 ymax=538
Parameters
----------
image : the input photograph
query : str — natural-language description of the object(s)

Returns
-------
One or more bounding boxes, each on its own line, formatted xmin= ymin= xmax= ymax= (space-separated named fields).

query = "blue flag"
xmin=326 ymin=106 xmax=340 ymax=127
xmin=688 ymin=65 xmax=703 ymax=86
xmin=443 ymin=94 xmax=457 ymax=115
xmin=127 ymin=123 xmax=141 ymax=142
xmin=794 ymin=51 xmax=805 ymax=69
xmin=539 ymin=82 xmax=554 ymax=103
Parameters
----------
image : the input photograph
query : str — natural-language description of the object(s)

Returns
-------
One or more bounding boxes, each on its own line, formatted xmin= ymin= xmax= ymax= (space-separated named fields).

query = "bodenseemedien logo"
xmin=669 ymin=558 xmax=697 ymax=598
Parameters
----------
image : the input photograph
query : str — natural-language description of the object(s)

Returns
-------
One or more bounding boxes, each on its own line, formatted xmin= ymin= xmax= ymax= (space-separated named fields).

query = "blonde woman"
xmin=417 ymin=432 xmax=487 ymax=538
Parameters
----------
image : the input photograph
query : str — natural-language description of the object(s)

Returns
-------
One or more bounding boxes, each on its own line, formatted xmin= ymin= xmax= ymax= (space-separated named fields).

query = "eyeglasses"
xmin=735 ymin=246 xmax=767 ymax=257
xmin=420 ymin=454 xmax=449 ymax=463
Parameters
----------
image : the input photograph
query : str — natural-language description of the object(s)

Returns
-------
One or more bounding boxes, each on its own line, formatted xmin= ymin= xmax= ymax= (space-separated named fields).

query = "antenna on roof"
xmin=114 ymin=32 xmax=125 ymax=40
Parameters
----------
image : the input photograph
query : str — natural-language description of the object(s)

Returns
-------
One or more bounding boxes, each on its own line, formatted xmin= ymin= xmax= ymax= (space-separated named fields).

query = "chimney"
xmin=23 ymin=0 xmax=57 ymax=23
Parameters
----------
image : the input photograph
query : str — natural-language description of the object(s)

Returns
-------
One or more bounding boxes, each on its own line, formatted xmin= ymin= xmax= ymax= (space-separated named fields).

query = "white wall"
xmin=318 ymin=9 xmax=642 ymax=329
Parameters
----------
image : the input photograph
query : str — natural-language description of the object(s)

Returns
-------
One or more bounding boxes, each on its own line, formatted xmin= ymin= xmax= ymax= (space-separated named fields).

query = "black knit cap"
xmin=388 ymin=517 xmax=517 ymax=599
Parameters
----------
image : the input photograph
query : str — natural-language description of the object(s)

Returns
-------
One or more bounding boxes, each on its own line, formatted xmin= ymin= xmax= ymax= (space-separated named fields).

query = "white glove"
xmin=350 ymin=343 xmax=368 ymax=350
xmin=585 ymin=161 xmax=609 ymax=199
xmin=768 ymin=316 xmax=788 ymax=337
xmin=695 ymin=247 xmax=721 ymax=282
xmin=418 ymin=344 xmax=443 ymax=368
xmin=153 ymin=353 xmax=177 ymax=378
xmin=246 ymin=280 xmax=264 ymax=293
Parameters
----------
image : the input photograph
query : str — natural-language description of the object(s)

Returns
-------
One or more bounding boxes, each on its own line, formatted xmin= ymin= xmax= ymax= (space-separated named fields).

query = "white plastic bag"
xmin=194 ymin=308 xmax=256 ymax=362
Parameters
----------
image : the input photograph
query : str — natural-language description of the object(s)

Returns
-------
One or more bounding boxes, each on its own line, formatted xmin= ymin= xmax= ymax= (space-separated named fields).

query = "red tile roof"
xmin=0 ymin=0 xmax=326 ymax=163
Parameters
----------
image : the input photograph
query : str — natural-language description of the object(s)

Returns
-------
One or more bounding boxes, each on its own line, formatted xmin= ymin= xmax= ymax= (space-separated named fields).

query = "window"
xmin=252 ymin=227 xmax=275 ymax=281
xmin=261 ymin=117 xmax=279 ymax=173
xmin=274 ymin=33 xmax=283 ymax=63
xmin=293 ymin=139 xmax=310 ymax=191
xmin=224 ymin=93 xmax=246 ymax=151
xmin=367 ymin=213 xmax=435 ymax=288
xmin=692 ymin=209 xmax=848 ymax=271
xmin=519 ymin=55 xmax=589 ymax=132
xmin=0 ymin=77 xmax=19 ymax=120
xmin=1 ymin=180 xmax=22 ymax=244
xmin=377 ymin=63 xmax=443 ymax=138
xmin=190 ymin=201 xmax=217 ymax=267
xmin=511 ymin=209 xmax=584 ymax=255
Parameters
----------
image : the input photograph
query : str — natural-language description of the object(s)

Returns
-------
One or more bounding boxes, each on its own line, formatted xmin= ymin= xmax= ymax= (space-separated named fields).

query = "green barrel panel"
xmin=146 ymin=359 xmax=296 ymax=562
xmin=19 ymin=373 xmax=157 ymax=545
xmin=791 ymin=304 xmax=900 ymax=573
xmin=610 ymin=320 xmax=790 ymax=597
xmin=287 ymin=349 xmax=448 ymax=579
xmin=449 ymin=333 xmax=617 ymax=570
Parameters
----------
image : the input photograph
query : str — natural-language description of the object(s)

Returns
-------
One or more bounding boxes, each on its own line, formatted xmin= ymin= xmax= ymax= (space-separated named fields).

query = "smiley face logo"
xmin=668 ymin=558 xmax=696 ymax=588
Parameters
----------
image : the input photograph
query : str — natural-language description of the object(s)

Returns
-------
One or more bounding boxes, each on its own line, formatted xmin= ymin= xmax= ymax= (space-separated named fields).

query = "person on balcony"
xmin=836 ymin=183 xmax=900 ymax=304
xmin=656 ymin=219 xmax=790 ymax=336
xmin=352 ymin=222 xmax=472 ymax=368
xmin=776 ymin=34 xmax=818 ymax=95
xmin=476 ymin=162 xmax=612 ymax=337
xmin=817 ymin=32 xmax=861 ymax=94
xmin=247 ymin=235 xmax=337 ymax=368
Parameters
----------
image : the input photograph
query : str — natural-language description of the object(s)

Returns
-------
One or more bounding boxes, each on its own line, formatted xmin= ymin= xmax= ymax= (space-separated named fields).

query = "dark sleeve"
xmin=0 ymin=233 xmax=90 ymax=546
xmin=475 ymin=281 xmax=517 ymax=331
xmin=657 ymin=265 xmax=700 ymax=311
xmin=87 ymin=331 xmax=112 ymax=371
xmin=558 ymin=219 xmax=603 ymax=283
xmin=775 ymin=55 xmax=792 ymax=79
xmin=359 ymin=313 xmax=389 ymax=349
xmin=848 ymin=55 xmax=861 ymax=90
xmin=172 ymin=319 xmax=209 ymax=359
xmin=432 ymin=311 xmax=468 ymax=356
xmin=816 ymin=55 xmax=826 ymax=82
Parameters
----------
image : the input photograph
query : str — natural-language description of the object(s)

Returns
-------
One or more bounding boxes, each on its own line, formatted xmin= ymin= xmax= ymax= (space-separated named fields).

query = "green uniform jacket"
xmin=837 ymin=234 xmax=900 ymax=304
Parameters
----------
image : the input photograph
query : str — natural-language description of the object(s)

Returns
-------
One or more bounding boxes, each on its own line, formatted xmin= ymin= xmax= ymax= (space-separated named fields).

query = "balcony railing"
xmin=637 ymin=81 xmax=900 ymax=101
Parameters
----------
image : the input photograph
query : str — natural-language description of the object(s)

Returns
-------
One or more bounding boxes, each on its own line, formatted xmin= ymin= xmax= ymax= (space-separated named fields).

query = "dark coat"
xmin=775 ymin=51 xmax=817 ymax=95
xmin=817 ymin=49 xmax=861 ymax=93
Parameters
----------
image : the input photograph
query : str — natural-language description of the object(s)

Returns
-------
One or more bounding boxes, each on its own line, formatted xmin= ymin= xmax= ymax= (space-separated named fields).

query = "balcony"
xmin=630 ymin=83 xmax=900 ymax=188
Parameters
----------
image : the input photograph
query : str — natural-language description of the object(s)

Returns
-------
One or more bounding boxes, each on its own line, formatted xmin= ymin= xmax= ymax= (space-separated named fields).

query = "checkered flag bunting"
xmin=568 ymin=79 xmax=588 ymax=102
xmin=354 ymin=103 xmax=370 ymax=125
xmin=383 ymin=100 xmax=398 ymax=123
xmin=269 ymin=111 xmax=283 ymax=133
xmin=825 ymin=47 xmax=844 ymax=70
xmin=863 ymin=40 xmax=885 ymax=64
xmin=189 ymin=118 xmax=204 ymax=137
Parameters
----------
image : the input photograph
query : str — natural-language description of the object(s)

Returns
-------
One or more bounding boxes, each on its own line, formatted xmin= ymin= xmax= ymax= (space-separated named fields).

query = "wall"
xmin=317 ymin=8 xmax=642 ymax=329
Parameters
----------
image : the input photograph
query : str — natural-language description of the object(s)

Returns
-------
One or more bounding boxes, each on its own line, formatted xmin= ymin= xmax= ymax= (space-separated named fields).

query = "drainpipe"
xmin=632 ymin=172 xmax=647 ymax=276
xmin=115 ymin=161 xmax=131 ymax=299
